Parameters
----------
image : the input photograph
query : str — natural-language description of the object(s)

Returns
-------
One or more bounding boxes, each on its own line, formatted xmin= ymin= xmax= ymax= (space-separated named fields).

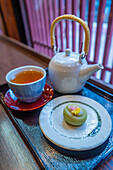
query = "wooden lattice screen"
xmin=21 ymin=0 xmax=113 ymax=84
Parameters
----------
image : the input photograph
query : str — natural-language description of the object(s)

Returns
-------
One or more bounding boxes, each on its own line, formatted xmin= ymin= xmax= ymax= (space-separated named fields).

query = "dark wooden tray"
xmin=0 ymin=70 xmax=113 ymax=170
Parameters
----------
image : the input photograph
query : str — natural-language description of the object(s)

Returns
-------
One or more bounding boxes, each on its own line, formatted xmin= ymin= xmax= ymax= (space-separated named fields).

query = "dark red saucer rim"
xmin=4 ymin=83 xmax=53 ymax=111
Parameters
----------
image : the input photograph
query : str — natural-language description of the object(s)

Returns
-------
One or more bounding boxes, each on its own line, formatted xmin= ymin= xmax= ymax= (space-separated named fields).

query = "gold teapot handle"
xmin=50 ymin=14 xmax=90 ymax=55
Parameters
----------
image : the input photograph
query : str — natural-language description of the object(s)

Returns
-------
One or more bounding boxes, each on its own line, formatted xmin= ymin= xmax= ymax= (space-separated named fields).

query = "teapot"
xmin=48 ymin=15 xmax=104 ymax=93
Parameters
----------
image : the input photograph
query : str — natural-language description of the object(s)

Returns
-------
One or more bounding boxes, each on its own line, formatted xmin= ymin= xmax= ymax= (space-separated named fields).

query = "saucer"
xmin=4 ymin=84 xmax=53 ymax=111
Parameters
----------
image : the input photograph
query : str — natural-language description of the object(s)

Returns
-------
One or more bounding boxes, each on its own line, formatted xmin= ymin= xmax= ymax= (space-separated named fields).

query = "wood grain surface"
xmin=0 ymin=103 xmax=39 ymax=170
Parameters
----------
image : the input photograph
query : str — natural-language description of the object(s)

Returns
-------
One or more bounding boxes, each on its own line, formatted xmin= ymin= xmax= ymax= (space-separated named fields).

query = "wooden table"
xmin=0 ymin=35 xmax=113 ymax=170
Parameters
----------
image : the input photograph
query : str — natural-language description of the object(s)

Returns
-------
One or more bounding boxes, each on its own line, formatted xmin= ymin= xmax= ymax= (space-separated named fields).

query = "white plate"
xmin=39 ymin=95 xmax=112 ymax=151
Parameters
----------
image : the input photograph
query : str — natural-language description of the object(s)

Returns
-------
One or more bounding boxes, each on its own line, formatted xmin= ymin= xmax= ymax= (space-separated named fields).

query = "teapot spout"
xmin=79 ymin=64 xmax=104 ymax=82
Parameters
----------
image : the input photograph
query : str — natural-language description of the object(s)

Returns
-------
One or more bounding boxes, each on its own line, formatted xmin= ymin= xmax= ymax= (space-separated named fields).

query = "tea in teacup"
xmin=11 ymin=70 xmax=44 ymax=84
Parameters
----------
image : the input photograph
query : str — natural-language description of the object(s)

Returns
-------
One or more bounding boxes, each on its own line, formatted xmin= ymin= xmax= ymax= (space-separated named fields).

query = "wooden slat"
xmin=43 ymin=0 xmax=52 ymax=57
xmin=87 ymin=0 xmax=96 ymax=60
xmin=19 ymin=0 xmax=32 ymax=46
xmin=79 ymin=0 xmax=86 ymax=53
xmin=48 ymin=0 xmax=53 ymax=30
xmin=72 ymin=0 xmax=78 ymax=52
xmin=48 ymin=0 xmax=54 ymax=57
xmin=53 ymin=0 xmax=59 ymax=49
xmin=0 ymin=0 xmax=20 ymax=41
xmin=37 ymin=0 xmax=46 ymax=54
xmin=101 ymin=0 xmax=113 ymax=82
xmin=41 ymin=0 xmax=48 ymax=56
xmin=43 ymin=0 xmax=50 ymax=56
xmin=40 ymin=0 xmax=47 ymax=46
xmin=94 ymin=0 xmax=106 ymax=63
xmin=59 ymin=0 xmax=64 ymax=51
xmin=34 ymin=0 xmax=44 ymax=53
xmin=65 ymin=0 xmax=72 ymax=49
xmin=25 ymin=0 xmax=40 ymax=51
xmin=0 ymin=10 xmax=7 ymax=35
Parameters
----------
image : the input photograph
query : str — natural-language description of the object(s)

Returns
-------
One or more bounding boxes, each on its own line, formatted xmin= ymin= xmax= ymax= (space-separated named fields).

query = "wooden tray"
xmin=0 ymin=69 xmax=113 ymax=170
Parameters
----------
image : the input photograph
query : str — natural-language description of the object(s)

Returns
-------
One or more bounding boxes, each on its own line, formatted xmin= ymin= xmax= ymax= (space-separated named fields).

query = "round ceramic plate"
xmin=4 ymin=84 xmax=53 ymax=111
xmin=39 ymin=95 xmax=112 ymax=151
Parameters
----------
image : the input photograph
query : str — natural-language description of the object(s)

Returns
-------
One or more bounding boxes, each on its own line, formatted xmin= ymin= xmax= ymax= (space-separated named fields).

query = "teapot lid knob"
xmin=65 ymin=49 xmax=71 ymax=56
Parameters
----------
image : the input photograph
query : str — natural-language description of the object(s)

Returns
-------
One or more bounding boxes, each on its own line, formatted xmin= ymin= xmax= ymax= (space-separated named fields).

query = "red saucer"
xmin=4 ymin=83 xmax=53 ymax=111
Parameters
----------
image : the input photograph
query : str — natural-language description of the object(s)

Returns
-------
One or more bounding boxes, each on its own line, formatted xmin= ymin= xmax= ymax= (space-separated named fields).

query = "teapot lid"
xmin=53 ymin=49 xmax=80 ymax=67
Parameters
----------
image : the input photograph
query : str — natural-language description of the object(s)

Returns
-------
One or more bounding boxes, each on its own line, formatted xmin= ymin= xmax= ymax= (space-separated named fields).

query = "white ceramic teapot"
xmin=48 ymin=15 xmax=103 ymax=93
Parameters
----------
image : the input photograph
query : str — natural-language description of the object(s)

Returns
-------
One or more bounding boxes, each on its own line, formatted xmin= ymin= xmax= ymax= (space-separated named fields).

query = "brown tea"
xmin=11 ymin=70 xmax=44 ymax=84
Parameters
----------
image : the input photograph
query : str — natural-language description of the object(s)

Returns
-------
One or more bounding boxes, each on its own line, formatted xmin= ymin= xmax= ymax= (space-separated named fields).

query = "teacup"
xmin=6 ymin=65 xmax=46 ymax=103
